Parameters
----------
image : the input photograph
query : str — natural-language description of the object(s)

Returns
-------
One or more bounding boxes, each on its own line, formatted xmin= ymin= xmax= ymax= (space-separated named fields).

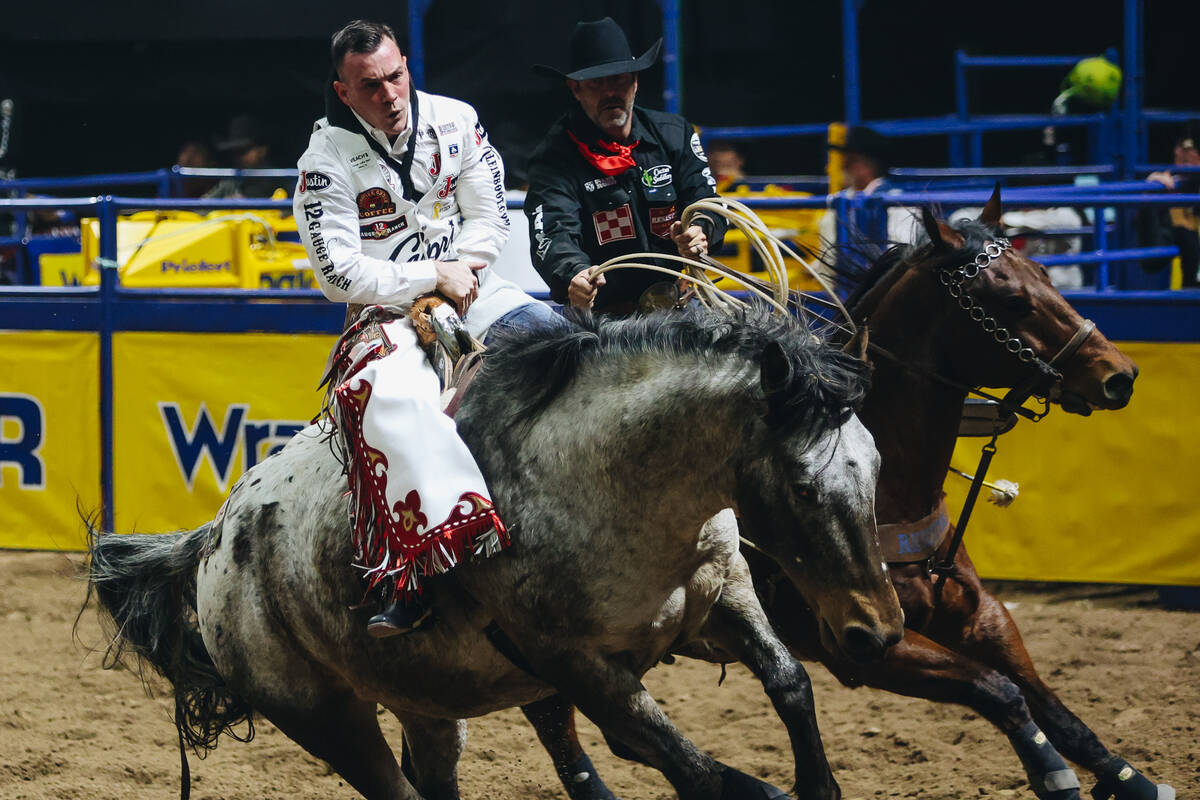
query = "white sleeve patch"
xmin=690 ymin=132 xmax=707 ymax=162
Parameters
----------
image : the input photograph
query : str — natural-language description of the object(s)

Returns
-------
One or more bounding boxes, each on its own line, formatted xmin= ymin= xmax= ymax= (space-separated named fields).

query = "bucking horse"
xmin=87 ymin=307 xmax=905 ymax=800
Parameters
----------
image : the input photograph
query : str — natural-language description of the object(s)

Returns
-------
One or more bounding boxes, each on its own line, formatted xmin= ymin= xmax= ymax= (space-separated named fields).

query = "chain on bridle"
xmin=937 ymin=236 xmax=1095 ymax=422
xmin=925 ymin=235 xmax=1097 ymax=602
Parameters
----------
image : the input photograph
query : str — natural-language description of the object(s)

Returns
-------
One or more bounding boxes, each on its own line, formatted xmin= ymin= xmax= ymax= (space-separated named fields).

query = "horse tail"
xmin=85 ymin=523 xmax=254 ymax=753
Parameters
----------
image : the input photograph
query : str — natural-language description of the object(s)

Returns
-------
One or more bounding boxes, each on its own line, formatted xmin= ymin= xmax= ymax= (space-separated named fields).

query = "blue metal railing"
xmin=3 ymin=191 xmax=1198 ymax=529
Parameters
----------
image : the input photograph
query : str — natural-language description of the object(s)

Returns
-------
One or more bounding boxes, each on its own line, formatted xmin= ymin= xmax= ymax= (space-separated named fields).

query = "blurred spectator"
xmin=204 ymin=114 xmax=288 ymax=199
xmin=832 ymin=126 xmax=892 ymax=193
xmin=174 ymin=138 xmax=218 ymax=197
xmin=949 ymin=207 xmax=1086 ymax=290
xmin=819 ymin=126 xmax=916 ymax=267
xmin=1144 ymin=136 xmax=1200 ymax=288
xmin=706 ymin=140 xmax=745 ymax=190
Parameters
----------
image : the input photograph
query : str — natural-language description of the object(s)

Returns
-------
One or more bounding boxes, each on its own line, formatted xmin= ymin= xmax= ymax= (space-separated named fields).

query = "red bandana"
xmin=568 ymin=129 xmax=640 ymax=176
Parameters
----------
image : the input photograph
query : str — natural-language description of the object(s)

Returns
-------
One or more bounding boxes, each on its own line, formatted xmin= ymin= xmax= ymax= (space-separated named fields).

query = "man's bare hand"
xmin=1147 ymin=171 xmax=1176 ymax=190
xmin=670 ymin=221 xmax=708 ymax=258
xmin=567 ymin=266 xmax=606 ymax=308
xmin=435 ymin=260 xmax=482 ymax=315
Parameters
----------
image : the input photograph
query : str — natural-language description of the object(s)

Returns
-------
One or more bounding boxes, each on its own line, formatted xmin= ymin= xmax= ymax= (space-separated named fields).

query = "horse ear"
xmin=842 ymin=325 xmax=870 ymax=364
xmin=921 ymin=207 xmax=949 ymax=252
xmin=979 ymin=183 xmax=1003 ymax=226
xmin=760 ymin=340 xmax=791 ymax=420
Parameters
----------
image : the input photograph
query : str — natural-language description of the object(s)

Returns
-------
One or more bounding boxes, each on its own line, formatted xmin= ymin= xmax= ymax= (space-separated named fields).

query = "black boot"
xmin=367 ymin=594 xmax=432 ymax=638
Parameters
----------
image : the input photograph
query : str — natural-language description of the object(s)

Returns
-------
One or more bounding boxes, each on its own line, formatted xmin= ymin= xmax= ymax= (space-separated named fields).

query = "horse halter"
xmin=938 ymin=237 xmax=1095 ymax=422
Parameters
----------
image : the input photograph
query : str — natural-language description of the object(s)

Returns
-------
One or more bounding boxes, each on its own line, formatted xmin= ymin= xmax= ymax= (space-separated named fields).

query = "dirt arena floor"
xmin=2 ymin=550 xmax=1198 ymax=800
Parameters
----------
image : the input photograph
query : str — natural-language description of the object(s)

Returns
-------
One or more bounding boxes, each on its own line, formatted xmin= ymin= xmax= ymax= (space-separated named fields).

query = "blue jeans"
xmin=484 ymin=301 xmax=570 ymax=345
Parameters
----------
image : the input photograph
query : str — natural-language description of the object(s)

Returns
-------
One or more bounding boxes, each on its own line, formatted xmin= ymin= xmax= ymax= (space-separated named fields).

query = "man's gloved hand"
xmin=435 ymin=260 xmax=482 ymax=315
xmin=568 ymin=265 xmax=606 ymax=309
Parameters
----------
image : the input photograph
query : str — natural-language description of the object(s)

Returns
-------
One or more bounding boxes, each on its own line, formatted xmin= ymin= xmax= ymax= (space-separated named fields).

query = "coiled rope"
xmin=586 ymin=196 xmax=857 ymax=334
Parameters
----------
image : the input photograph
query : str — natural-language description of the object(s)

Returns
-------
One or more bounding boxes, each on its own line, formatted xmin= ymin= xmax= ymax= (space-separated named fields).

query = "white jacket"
xmin=294 ymin=89 xmax=534 ymax=336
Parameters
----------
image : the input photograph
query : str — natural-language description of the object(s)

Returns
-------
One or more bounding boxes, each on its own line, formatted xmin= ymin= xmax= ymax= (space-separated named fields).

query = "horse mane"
xmin=828 ymin=216 xmax=1003 ymax=321
xmin=478 ymin=305 xmax=870 ymax=444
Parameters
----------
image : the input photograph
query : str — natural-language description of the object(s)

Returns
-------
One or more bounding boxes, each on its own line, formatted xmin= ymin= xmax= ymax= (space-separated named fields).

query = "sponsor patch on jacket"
xmin=650 ymin=205 xmax=677 ymax=239
xmin=429 ymin=152 xmax=441 ymax=177
xmin=437 ymin=175 xmax=458 ymax=199
xmin=593 ymin=204 xmax=636 ymax=245
xmin=584 ymin=175 xmax=617 ymax=192
xmin=360 ymin=217 xmax=409 ymax=240
xmin=690 ymin=131 xmax=707 ymax=162
xmin=448 ymin=143 xmax=460 ymax=157
xmin=474 ymin=121 xmax=486 ymax=145
xmin=641 ymin=164 xmax=673 ymax=188
xmin=438 ymin=122 xmax=458 ymax=135
xmin=299 ymin=170 xmax=331 ymax=193
xmin=349 ymin=152 xmax=372 ymax=170
xmin=702 ymin=166 xmax=716 ymax=187
xmin=356 ymin=187 xmax=396 ymax=219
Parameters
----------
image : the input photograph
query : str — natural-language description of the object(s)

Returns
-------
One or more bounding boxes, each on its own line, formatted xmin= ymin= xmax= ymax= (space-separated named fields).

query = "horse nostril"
xmin=1103 ymin=372 xmax=1135 ymax=406
xmin=842 ymin=625 xmax=884 ymax=662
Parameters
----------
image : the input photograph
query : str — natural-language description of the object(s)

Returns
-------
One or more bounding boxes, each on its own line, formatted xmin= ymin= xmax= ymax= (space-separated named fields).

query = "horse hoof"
xmin=719 ymin=768 xmax=791 ymax=800
xmin=1090 ymin=758 xmax=1173 ymax=800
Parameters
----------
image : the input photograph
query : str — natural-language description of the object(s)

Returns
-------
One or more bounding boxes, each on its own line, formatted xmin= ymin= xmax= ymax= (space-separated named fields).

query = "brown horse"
xmin=517 ymin=190 xmax=1172 ymax=800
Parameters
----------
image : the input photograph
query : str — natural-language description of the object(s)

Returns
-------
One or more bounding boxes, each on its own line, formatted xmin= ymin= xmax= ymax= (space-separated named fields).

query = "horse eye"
xmin=793 ymin=483 xmax=817 ymax=503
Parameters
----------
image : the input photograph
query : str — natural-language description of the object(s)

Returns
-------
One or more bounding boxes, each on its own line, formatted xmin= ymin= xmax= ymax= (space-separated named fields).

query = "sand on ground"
xmin=1 ymin=550 xmax=1197 ymax=800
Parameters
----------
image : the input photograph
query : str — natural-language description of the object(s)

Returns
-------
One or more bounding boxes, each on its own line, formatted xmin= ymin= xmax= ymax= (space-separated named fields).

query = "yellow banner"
xmin=112 ymin=332 xmax=335 ymax=532
xmin=0 ymin=331 xmax=100 ymax=550
xmin=948 ymin=341 xmax=1200 ymax=586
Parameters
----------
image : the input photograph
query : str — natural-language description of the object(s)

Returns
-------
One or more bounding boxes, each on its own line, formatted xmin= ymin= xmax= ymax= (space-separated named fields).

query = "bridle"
xmin=936 ymin=236 xmax=1096 ymax=422
xmin=891 ymin=236 xmax=1098 ymax=602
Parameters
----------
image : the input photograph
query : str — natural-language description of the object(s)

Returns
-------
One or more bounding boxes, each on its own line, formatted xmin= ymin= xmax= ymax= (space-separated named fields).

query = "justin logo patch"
xmin=650 ymin=205 xmax=677 ymax=239
xmin=436 ymin=175 xmax=458 ymax=199
xmin=298 ymin=170 xmax=331 ymax=193
xmin=429 ymin=152 xmax=441 ymax=177
xmin=356 ymin=187 xmax=396 ymax=219
xmin=592 ymin=204 xmax=636 ymax=245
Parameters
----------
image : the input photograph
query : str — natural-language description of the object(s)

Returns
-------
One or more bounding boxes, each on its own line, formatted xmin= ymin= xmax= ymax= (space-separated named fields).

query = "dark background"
xmin=1 ymin=0 xmax=1196 ymax=184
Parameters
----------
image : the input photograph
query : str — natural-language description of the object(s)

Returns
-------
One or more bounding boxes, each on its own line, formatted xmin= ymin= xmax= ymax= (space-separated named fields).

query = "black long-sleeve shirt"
xmin=525 ymin=106 xmax=727 ymax=312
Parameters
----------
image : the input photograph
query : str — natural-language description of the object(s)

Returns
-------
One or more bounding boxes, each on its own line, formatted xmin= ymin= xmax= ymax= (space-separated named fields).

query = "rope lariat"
xmin=588 ymin=197 xmax=858 ymax=332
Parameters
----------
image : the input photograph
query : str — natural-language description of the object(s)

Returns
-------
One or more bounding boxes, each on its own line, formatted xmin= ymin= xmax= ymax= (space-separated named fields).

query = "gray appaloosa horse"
xmin=87 ymin=306 xmax=903 ymax=800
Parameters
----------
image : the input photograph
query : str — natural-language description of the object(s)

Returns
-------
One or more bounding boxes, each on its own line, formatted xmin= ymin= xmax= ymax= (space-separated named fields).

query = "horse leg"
xmin=255 ymin=690 xmax=420 ymax=800
xmin=953 ymin=589 xmax=1175 ymax=800
xmin=521 ymin=695 xmax=622 ymax=800
xmin=526 ymin=647 xmax=789 ymax=800
xmin=390 ymin=711 xmax=465 ymax=800
xmin=702 ymin=555 xmax=839 ymax=800
xmin=827 ymin=629 xmax=1082 ymax=800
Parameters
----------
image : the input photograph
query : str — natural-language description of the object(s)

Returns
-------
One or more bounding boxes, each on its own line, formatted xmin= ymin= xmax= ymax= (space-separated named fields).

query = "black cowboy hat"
xmin=829 ymin=126 xmax=891 ymax=167
xmin=216 ymin=113 xmax=270 ymax=152
xmin=533 ymin=17 xmax=662 ymax=81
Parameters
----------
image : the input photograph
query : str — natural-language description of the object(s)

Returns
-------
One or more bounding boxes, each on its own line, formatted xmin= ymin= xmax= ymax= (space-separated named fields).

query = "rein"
xmin=918 ymin=237 xmax=1095 ymax=603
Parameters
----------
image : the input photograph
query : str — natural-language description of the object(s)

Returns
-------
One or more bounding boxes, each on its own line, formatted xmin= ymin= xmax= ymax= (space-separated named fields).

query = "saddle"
xmin=325 ymin=297 xmax=484 ymax=420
